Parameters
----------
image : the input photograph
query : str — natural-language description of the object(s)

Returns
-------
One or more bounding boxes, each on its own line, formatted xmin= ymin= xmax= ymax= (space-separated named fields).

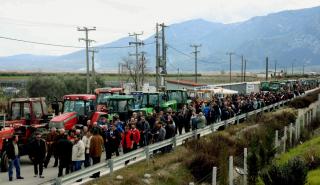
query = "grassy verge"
xmin=307 ymin=169 xmax=320 ymax=185
xmin=86 ymin=147 xmax=193 ymax=185
xmin=276 ymin=135 xmax=320 ymax=165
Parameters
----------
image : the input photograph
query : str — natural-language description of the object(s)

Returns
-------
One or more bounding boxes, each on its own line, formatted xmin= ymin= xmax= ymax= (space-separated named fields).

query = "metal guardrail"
xmin=44 ymin=89 xmax=320 ymax=185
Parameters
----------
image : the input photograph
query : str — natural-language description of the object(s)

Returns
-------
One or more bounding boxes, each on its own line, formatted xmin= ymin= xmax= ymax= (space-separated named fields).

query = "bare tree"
xmin=122 ymin=56 xmax=148 ymax=91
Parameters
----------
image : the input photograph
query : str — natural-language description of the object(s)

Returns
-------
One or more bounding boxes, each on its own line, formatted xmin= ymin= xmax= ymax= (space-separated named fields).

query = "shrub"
xmin=289 ymin=89 xmax=320 ymax=109
xmin=261 ymin=157 xmax=307 ymax=185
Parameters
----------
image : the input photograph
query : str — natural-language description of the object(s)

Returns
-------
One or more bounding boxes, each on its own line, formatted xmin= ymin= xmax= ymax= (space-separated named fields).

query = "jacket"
xmin=131 ymin=128 xmax=140 ymax=144
xmin=56 ymin=136 xmax=73 ymax=162
xmin=121 ymin=130 xmax=133 ymax=149
xmin=29 ymin=139 xmax=47 ymax=160
xmin=72 ymin=140 xmax=85 ymax=161
xmin=5 ymin=140 xmax=18 ymax=160
xmin=82 ymin=135 xmax=92 ymax=154
xmin=89 ymin=134 xmax=104 ymax=158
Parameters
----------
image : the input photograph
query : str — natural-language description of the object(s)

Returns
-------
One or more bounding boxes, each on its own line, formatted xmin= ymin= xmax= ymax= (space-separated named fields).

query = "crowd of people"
xmin=4 ymin=85 xmax=311 ymax=181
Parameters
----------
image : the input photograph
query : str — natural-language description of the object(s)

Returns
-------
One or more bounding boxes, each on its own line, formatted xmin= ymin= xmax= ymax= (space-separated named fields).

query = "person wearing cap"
xmin=29 ymin=132 xmax=46 ymax=178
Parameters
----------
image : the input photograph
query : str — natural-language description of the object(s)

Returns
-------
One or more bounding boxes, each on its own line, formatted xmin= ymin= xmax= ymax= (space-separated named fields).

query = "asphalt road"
xmin=0 ymin=151 xmax=121 ymax=185
xmin=0 ymin=156 xmax=59 ymax=185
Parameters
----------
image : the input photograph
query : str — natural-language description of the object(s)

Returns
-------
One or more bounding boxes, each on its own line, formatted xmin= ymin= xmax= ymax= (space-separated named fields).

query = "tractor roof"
xmin=63 ymin=94 xmax=96 ymax=101
xmin=107 ymin=95 xmax=134 ymax=100
xmin=95 ymin=87 xmax=124 ymax=94
xmin=10 ymin=97 xmax=46 ymax=103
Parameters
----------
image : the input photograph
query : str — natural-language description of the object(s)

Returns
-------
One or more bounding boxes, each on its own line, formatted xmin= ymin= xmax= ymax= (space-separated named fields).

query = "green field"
xmin=0 ymin=72 xmax=261 ymax=84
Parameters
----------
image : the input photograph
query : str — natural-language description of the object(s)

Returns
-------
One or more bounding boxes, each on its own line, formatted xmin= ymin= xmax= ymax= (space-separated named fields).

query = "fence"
xmin=42 ymin=88 xmax=320 ymax=185
xmin=211 ymin=93 xmax=320 ymax=185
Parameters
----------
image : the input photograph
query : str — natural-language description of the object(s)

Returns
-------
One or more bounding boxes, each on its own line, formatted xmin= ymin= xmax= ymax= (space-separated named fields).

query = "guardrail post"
xmin=289 ymin=123 xmax=293 ymax=147
xmin=109 ymin=159 xmax=114 ymax=174
xmin=229 ymin=156 xmax=234 ymax=185
xmin=244 ymin=148 xmax=248 ymax=185
xmin=283 ymin=126 xmax=287 ymax=153
xmin=295 ymin=120 xmax=299 ymax=141
xmin=211 ymin=123 xmax=215 ymax=132
xmin=173 ymin=136 xmax=177 ymax=148
xmin=236 ymin=116 xmax=239 ymax=125
xmin=212 ymin=167 xmax=217 ymax=185
xmin=55 ymin=177 xmax=62 ymax=185
xmin=275 ymin=130 xmax=279 ymax=149
xmin=145 ymin=146 xmax=150 ymax=161
xmin=193 ymin=130 xmax=197 ymax=139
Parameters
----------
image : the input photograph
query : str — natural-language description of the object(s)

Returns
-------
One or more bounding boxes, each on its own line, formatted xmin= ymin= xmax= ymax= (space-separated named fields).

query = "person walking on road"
xmin=89 ymin=129 xmax=104 ymax=178
xmin=5 ymin=135 xmax=24 ymax=181
xmin=56 ymin=132 xmax=73 ymax=177
xmin=29 ymin=132 xmax=47 ymax=178
xmin=44 ymin=127 xmax=58 ymax=168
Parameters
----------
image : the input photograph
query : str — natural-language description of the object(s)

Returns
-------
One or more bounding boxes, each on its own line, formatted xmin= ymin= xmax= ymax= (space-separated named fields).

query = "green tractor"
xmin=131 ymin=91 xmax=174 ymax=114
xmin=165 ymin=89 xmax=191 ymax=110
xmin=260 ymin=81 xmax=282 ymax=92
xmin=105 ymin=95 xmax=135 ymax=121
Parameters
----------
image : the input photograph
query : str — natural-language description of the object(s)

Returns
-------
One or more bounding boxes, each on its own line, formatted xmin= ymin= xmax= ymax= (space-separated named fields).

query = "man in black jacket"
xmin=56 ymin=133 xmax=73 ymax=177
xmin=5 ymin=135 xmax=24 ymax=181
xmin=29 ymin=132 xmax=46 ymax=178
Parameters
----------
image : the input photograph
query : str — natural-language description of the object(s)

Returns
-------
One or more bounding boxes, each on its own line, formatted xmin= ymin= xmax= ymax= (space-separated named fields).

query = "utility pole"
xmin=159 ymin=23 xmax=167 ymax=88
xmin=226 ymin=52 xmax=235 ymax=83
xmin=292 ymin=62 xmax=294 ymax=76
xmin=141 ymin=51 xmax=146 ymax=86
xmin=274 ymin=60 xmax=277 ymax=79
xmin=118 ymin=62 xmax=121 ymax=85
xmin=241 ymin=55 xmax=244 ymax=82
xmin=266 ymin=57 xmax=269 ymax=81
xmin=244 ymin=59 xmax=247 ymax=82
xmin=89 ymin=48 xmax=98 ymax=85
xmin=155 ymin=23 xmax=160 ymax=91
xmin=78 ymin=26 xmax=96 ymax=93
xmin=129 ymin=32 xmax=144 ymax=90
xmin=302 ymin=63 xmax=305 ymax=75
xmin=191 ymin=44 xmax=201 ymax=83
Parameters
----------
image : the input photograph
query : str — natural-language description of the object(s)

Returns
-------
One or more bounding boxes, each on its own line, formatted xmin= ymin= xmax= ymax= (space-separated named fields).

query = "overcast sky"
xmin=0 ymin=0 xmax=319 ymax=56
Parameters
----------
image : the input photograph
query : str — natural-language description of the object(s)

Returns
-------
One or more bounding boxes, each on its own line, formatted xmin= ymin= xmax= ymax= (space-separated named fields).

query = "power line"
xmin=0 ymin=35 xmax=83 ymax=48
xmin=0 ymin=35 xmax=149 ymax=50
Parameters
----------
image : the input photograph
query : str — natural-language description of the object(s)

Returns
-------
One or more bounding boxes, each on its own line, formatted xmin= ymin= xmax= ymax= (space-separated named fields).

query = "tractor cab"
xmin=6 ymin=97 xmax=50 ymax=127
xmin=106 ymin=95 xmax=134 ymax=121
xmin=49 ymin=94 xmax=106 ymax=130
xmin=165 ymin=89 xmax=191 ymax=110
xmin=130 ymin=91 xmax=165 ymax=114
xmin=95 ymin=87 xmax=124 ymax=112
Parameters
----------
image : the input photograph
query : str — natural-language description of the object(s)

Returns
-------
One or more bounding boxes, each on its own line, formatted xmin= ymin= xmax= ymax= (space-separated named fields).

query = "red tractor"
xmin=49 ymin=94 xmax=107 ymax=130
xmin=95 ymin=87 xmax=124 ymax=112
xmin=0 ymin=97 xmax=50 ymax=172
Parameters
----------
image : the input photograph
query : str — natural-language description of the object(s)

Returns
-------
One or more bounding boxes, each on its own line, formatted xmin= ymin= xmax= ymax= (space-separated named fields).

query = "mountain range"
xmin=1 ymin=6 xmax=320 ymax=73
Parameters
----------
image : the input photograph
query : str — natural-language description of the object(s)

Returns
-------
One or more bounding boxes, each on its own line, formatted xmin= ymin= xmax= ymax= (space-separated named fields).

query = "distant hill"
xmin=1 ymin=6 xmax=320 ymax=72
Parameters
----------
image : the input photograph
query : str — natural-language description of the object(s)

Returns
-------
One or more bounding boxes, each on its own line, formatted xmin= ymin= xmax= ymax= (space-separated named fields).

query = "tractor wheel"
xmin=1 ymin=152 xmax=9 ymax=172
